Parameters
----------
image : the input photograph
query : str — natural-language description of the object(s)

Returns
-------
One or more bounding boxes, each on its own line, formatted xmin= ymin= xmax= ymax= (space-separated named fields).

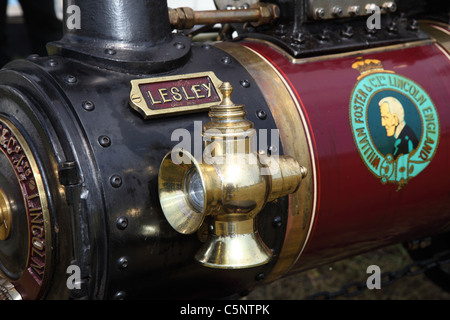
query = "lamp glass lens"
xmin=187 ymin=169 xmax=204 ymax=212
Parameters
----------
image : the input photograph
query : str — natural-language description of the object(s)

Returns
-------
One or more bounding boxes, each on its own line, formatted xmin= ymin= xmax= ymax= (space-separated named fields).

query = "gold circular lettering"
xmin=0 ymin=117 xmax=51 ymax=299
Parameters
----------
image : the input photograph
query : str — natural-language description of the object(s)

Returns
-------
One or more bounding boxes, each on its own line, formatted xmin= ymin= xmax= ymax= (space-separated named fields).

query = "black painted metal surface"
xmin=0 ymin=41 xmax=289 ymax=299
xmin=48 ymin=0 xmax=190 ymax=74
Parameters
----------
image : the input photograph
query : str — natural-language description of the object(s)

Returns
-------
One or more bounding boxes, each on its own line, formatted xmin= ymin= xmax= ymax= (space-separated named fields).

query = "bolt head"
xmin=82 ymin=100 xmax=95 ymax=112
xmin=110 ymin=175 xmax=123 ymax=188
xmin=272 ymin=216 xmax=282 ymax=228
xmin=332 ymin=6 xmax=343 ymax=16
xmin=383 ymin=1 xmax=397 ymax=12
xmin=116 ymin=216 xmax=129 ymax=230
xmin=314 ymin=8 xmax=326 ymax=19
xmin=239 ymin=79 xmax=250 ymax=88
xmin=221 ymin=56 xmax=232 ymax=64
xmin=118 ymin=257 xmax=128 ymax=269
xmin=64 ymin=75 xmax=77 ymax=84
xmin=256 ymin=109 xmax=267 ymax=120
xmin=365 ymin=3 xmax=379 ymax=13
xmin=348 ymin=5 xmax=361 ymax=15
xmin=98 ymin=135 xmax=111 ymax=148
xmin=113 ymin=291 xmax=126 ymax=300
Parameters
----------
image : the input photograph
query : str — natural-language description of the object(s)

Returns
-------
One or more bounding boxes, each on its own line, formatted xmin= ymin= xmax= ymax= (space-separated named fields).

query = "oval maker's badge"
xmin=349 ymin=58 xmax=439 ymax=190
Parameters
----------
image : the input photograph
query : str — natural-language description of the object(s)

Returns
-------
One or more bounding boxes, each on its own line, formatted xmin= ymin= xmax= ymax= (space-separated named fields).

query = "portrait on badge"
xmin=369 ymin=94 xmax=421 ymax=160
xmin=349 ymin=58 xmax=439 ymax=189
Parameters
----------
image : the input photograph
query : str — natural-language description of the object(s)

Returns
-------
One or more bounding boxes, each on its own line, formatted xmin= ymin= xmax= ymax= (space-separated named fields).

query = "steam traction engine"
xmin=0 ymin=0 xmax=449 ymax=300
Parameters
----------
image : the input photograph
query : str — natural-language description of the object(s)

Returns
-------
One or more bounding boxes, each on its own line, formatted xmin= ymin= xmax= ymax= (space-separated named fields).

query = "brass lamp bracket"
xmin=158 ymin=82 xmax=307 ymax=269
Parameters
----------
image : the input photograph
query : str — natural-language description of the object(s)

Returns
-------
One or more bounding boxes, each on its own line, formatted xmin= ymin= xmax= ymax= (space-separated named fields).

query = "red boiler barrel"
xmin=216 ymin=21 xmax=450 ymax=280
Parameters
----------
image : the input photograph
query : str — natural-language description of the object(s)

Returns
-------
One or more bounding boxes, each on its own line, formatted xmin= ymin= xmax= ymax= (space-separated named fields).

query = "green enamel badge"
xmin=349 ymin=58 xmax=439 ymax=189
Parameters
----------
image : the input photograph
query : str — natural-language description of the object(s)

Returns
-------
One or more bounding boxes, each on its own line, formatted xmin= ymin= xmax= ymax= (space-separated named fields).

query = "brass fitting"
xmin=0 ymin=187 xmax=12 ymax=241
xmin=158 ymin=82 xmax=306 ymax=269
xmin=168 ymin=3 xmax=280 ymax=30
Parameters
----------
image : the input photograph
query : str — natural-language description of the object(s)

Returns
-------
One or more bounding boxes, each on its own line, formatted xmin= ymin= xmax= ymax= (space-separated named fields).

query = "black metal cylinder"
xmin=62 ymin=0 xmax=172 ymax=48
xmin=48 ymin=0 xmax=191 ymax=73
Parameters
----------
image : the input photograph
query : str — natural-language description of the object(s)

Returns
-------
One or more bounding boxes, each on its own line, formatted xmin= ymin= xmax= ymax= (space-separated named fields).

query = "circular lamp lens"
xmin=187 ymin=169 xmax=204 ymax=212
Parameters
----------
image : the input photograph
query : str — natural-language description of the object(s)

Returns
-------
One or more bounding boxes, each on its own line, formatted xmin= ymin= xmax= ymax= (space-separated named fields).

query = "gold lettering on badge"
xmin=146 ymin=83 xmax=216 ymax=106
xmin=130 ymin=72 xmax=223 ymax=119
xmin=171 ymin=87 xmax=183 ymax=102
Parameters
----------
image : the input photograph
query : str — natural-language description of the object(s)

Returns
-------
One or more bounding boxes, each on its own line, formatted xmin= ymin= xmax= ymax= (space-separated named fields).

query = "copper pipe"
xmin=169 ymin=3 xmax=280 ymax=29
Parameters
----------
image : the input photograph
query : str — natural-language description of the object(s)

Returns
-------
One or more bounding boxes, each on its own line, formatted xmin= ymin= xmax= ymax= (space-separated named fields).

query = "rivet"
xmin=27 ymin=54 xmax=39 ymax=60
xmin=255 ymin=273 xmax=265 ymax=281
xmin=256 ymin=109 xmax=267 ymax=120
xmin=118 ymin=257 xmax=128 ymax=269
xmin=64 ymin=75 xmax=77 ymax=84
xmin=47 ymin=58 xmax=58 ymax=67
xmin=98 ymin=135 xmax=111 ymax=148
xmin=113 ymin=291 xmax=126 ymax=300
xmin=82 ymin=100 xmax=95 ymax=112
xmin=105 ymin=48 xmax=116 ymax=55
xmin=272 ymin=216 xmax=282 ymax=228
xmin=174 ymin=42 xmax=185 ymax=50
xmin=239 ymin=79 xmax=250 ymax=88
xmin=110 ymin=175 xmax=122 ymax=188
xmin=221 ymin=56 xmax=232 ymax=64
xmin=116 ymin=216 xmax=129 ymax=230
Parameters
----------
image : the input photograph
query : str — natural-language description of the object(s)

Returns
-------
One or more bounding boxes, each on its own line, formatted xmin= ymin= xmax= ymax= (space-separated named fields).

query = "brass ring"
xmin=0 ymin=187 xmax=12 ymax=241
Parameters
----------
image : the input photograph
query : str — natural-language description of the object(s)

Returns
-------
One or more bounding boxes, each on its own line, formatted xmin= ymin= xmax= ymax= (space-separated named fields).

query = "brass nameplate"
xmin=129 ymin=72 xmax=223 ymax=119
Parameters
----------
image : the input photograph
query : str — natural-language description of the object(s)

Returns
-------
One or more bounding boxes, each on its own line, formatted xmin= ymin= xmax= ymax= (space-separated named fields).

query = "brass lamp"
xmin=158 ymin=82 xmax=307 ymax=269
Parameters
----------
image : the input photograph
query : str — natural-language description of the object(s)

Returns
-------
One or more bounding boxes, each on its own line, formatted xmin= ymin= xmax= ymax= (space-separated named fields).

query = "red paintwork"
xmin=243 ymin=40 xmax=450 ymax=271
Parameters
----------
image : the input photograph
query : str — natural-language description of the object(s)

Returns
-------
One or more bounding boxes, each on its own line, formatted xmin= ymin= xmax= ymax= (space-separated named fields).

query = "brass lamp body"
xmin=158 ymin=82 xmax=306 ymax=269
